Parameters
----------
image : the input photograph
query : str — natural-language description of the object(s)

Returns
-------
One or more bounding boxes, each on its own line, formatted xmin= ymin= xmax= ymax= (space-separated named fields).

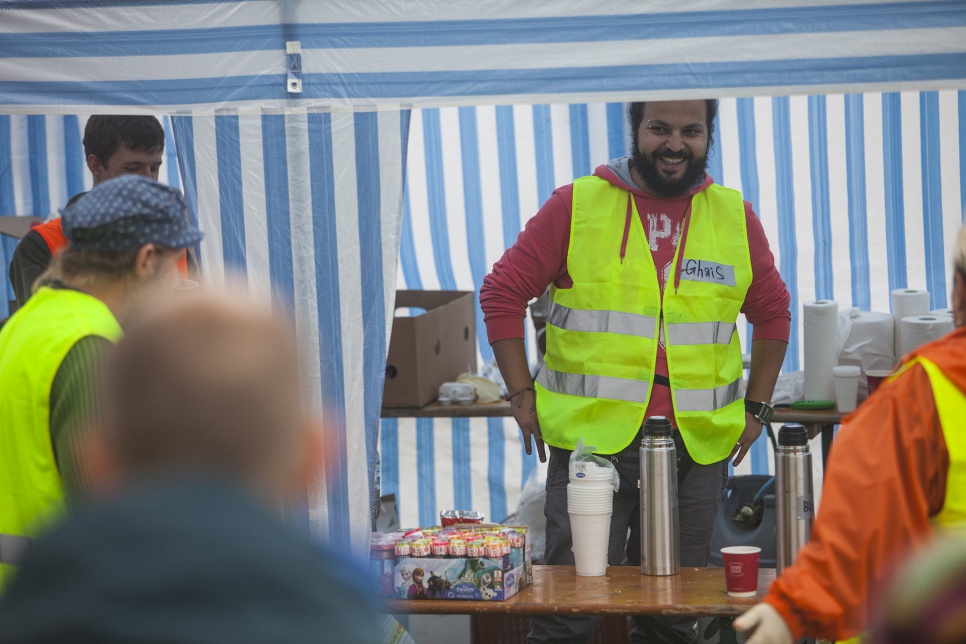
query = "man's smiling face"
xmin=631 ymin=100 xmax=710 ymax=198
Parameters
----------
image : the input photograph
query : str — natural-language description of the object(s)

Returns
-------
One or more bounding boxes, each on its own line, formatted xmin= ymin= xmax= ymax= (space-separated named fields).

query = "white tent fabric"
xmin=3 ymin=0 xmax=966 ymax=543
xmin=2 ymin=1 xmax=965 ymax=110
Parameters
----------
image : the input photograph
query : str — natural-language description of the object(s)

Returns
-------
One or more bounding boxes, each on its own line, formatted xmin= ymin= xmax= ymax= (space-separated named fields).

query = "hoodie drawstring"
xmin=672 ymin=202 xmax=693 ymax=294
xmin=620 ymin=193 xmax=633 ymax=264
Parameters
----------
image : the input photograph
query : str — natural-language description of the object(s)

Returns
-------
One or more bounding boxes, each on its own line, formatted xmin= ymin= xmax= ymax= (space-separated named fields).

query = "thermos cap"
xmin=642 ymin=416 xmax=673 ymax=437
xmin=778 ymin=423 xmax=808 ymax=447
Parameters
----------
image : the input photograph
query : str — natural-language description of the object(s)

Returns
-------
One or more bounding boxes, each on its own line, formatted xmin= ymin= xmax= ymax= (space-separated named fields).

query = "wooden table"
xmin=383 ymin=401 xmax=844 ymax=466
xmin=386 ymin=565 xmax=775 ymax=643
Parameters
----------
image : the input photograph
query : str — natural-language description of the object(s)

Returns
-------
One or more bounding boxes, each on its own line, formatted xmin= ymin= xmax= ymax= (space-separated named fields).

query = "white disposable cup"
xmin=832 ymin=365 xmax=861 ymax=413
xmin=567 ymin=484 xmax=613 ymax=499
xmin=567 ymin=482 xmax=614 ymax=512
xmin=569 ymin=509 xmax=611 ymax=576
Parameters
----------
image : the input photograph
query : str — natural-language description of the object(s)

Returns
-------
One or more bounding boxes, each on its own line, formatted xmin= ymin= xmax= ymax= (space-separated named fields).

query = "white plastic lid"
xmin=832 ymin=365 xmax=861 ymax=377
xmin=569 ymin=461 xmax=615 ymax=482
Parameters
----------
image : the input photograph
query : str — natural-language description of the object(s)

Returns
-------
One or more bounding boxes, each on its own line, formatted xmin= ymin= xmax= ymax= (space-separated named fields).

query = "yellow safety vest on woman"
xmin=837 ymin=354 xmax=966 ymax=644
xmin=883 ymin=355 xmax=966 ymax=527
xmin=0 ymin=287 xmax=121 ymax=586
xmin=535 ymin=176 xmax=752 ymax=464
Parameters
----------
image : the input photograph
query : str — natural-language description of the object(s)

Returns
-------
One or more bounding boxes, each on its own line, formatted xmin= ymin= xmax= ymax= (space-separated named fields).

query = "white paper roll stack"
xmin=930 ymin=308 xmax=954 ymax=322
xmin=891 ymin=289 xmax=930 ymax=355
xmin=804 ymin=300 xmax=838 ymax=401
xmin=900 ymin=315 xmax=954 ymax=356
xmin=839 ymin=309 xmax=895 ymax=372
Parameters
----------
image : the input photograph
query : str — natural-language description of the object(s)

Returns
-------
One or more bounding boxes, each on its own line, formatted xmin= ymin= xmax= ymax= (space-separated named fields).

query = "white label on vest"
xmin=798 ymin=494 xmax=815 ymax=519
xmin=681 ymin=259 xmax=736 ymax=287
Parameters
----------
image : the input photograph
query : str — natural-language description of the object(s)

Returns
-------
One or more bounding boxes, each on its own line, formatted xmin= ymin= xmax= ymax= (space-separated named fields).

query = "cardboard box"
xmin=392 ymin=526 xmax=531 ymax=601
xmin=394 ymin=557 xmax=529 ymax=601
xmin=383 ymin=290 xmax=477 ymax=408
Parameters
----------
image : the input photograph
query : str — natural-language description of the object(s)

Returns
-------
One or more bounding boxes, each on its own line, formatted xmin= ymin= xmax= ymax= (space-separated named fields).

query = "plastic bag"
xmin=456 ymin=373 xmax=502 ymax=404
xmin=569 ymin=438 xmax=620 ymax=493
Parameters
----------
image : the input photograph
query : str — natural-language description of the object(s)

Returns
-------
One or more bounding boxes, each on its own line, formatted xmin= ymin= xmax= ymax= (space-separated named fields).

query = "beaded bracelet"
xmin=503 ymin=384 xmax=535 ymax=406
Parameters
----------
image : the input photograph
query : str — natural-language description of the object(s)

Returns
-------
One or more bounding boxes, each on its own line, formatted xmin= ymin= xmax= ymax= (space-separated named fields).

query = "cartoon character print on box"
xmin=395 ymin=558 xmax=504 ymax=600
xmin=407 ymin=568 xmax=428 ymax=599
xmin=427 ymin=572 xmax=451 ymax=599
xmin=476 ymin=566 xmax=502 ymax=600
xmin=396 ymin=565 xmax=414 ymax=598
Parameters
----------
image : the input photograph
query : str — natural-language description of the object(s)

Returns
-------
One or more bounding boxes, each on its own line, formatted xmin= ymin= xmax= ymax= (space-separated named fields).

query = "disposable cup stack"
xmin=568 ymin=462 xmax=614 ymax=577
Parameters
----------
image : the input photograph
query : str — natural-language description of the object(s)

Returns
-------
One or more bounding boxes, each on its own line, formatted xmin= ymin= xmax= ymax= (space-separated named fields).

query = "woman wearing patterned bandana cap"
xmin=0 ymin=175 xmax=203 ymax=587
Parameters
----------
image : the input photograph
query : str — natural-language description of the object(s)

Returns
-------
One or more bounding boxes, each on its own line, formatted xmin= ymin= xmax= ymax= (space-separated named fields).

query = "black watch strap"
xmin=744 ymin=399 xmax=775 ymax=425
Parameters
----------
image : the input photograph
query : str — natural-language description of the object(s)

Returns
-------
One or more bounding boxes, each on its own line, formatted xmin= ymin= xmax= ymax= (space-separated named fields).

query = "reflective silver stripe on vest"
xmin=548 ymin=303 xmax=656 ymax=339
xmin=674 ymin=378 xmax=743 ymax=412
xmin=0 ymin=532 xmax=30 ymax=566
xmin=537 ymin=365 xmax=650 ymax=404
xmin=665 ymin=321 xmax=737 ymax=346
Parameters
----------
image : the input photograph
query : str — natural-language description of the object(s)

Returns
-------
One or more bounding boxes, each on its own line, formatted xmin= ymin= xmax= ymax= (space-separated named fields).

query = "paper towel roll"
xmin=804 ymin=300 xmax=838 ymax=401
xmin=930 ymin=308 xmax=954 ymax=321
xmin=839 ymin=309 xmax=895 ymax=371
xmin=900 ymin=315 xmax=954 ymax=356
xmin=892 ymin=289 xmax=930 ymax=355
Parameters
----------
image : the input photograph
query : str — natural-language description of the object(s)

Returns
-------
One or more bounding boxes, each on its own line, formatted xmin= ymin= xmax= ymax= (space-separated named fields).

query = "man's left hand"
xmin=730 ymin=411 xmax=763 ymax=466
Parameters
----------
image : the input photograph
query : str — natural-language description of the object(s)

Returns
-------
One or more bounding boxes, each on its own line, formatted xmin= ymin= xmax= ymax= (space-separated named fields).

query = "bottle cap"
xmin=642 ymin=416 xmax=673 ymax=437
xmin=778 ymin=423 xmax=808 ymax=447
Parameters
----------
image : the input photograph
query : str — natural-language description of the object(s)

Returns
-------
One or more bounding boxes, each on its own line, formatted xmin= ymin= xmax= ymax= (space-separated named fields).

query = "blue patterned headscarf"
xmin=62 ymin=175 xmax=203 ymax=252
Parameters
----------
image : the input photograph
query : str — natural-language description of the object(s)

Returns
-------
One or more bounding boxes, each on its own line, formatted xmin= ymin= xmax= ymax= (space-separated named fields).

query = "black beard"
xmin=631 ymin=145 xmax=708 ymax=198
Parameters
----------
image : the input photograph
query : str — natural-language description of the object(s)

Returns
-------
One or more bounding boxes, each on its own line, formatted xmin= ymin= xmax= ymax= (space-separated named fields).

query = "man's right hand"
xmin=491 ymin=338 xmax=548 ymax=463
xmin=511 ymin=388 xmax=546 ymax=463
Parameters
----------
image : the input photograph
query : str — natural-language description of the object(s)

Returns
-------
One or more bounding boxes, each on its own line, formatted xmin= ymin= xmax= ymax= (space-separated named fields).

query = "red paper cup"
xmin=866 ymin=369 xmax=891 ymax=396
xmin=721 ymin=546 xmax=760 ymax=597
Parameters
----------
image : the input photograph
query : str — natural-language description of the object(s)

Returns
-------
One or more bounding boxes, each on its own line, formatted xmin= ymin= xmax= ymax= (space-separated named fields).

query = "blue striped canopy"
xmin=2 ymin=0 xmax=965 ymax=545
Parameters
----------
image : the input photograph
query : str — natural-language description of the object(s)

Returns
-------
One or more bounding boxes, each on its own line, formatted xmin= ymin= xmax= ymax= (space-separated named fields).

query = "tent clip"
xmin=286 ymin=41 xmax=303 ymax=94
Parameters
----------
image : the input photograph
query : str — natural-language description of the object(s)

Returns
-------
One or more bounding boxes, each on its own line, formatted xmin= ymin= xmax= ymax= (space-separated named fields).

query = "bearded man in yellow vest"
xmin=480 ymin=99 xmax=791 ymax=643
xmin=0 ymin=175 xmax=203 ymax=586
xmin=736 ymin=225 xmax=966 ymax=643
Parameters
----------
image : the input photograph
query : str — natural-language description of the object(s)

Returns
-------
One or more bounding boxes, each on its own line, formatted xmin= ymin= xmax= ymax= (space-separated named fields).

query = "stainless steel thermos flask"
xmin=776 ymin=423 xmax=815 ymax=573
xmin=639 ymin=416 xmax=680 ymax=576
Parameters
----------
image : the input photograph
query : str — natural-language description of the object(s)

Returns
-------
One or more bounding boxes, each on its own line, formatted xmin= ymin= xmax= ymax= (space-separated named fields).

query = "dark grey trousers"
xmin=528 ymin=436 xmax=729 ymax=644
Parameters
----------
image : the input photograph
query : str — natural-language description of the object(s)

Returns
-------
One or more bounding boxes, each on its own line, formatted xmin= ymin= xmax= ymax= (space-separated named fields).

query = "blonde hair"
xmin=34 ymin=244 xmax=178 ymax=293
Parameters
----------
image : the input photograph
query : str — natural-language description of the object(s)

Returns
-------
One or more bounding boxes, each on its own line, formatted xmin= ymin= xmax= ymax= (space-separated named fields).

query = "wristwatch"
xmin=744 ymin=399 xmax=775 ymax=426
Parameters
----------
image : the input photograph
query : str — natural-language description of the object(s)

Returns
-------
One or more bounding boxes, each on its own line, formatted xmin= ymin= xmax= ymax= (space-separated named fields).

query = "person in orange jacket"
xmin=735 ymin=224 xmax=966 ymax=643
xmin=9 ymin=115 xmax=192 ymax=308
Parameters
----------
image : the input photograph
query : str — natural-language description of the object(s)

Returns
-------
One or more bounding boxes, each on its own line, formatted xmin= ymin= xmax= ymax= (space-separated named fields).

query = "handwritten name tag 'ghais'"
xmin=681 ymin=259 xmax=736 ymax=287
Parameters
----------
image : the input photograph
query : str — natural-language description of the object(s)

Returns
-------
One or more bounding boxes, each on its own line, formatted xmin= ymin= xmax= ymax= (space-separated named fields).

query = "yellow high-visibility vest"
xmin=0 ymin=287 xmax=121 ymax=587
xmin=535 ymin=176 xmax=752 ymax=463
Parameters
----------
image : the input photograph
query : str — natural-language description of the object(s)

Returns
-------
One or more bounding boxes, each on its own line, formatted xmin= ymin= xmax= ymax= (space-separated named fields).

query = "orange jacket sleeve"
xmin=763 ymin=364 xmax=949 ymax=641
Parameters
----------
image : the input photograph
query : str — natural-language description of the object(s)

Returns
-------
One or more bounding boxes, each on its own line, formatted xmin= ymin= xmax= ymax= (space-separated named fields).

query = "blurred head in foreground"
xmin=0 ymin=293 xmax=382 ymax=644
xmin=870 ymin=532 xmax=966 ymax=644
xmin=92 ymin=291 xmax=324 ymax=505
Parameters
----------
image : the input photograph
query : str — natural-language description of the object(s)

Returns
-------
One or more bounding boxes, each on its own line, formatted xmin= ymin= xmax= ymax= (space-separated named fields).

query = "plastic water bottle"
xmin=639 ymin=416 xmax=680 ymax=576
xmin=776 ymin=423 xmax=814 ymax=573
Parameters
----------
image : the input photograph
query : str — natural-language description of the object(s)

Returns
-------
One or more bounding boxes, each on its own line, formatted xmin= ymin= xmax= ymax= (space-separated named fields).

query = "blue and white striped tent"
xmin=2 ymin=0 xmax=965 ymax=543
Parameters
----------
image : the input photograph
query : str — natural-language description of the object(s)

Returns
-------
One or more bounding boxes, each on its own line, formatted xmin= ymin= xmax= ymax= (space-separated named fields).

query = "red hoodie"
xmin=763 ymin=326 xmax=966 ymax=641
xmin=479 ymin=161 xmax=791 ymax=425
